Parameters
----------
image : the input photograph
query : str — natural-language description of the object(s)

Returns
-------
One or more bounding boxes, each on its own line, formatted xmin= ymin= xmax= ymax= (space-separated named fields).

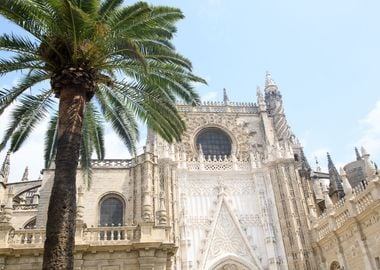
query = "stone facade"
xmin=0 ymin=73 xmax=378 ymax=269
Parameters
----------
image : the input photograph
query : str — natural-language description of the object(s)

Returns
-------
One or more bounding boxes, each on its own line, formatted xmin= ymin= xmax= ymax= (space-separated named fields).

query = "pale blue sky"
xmin=1 ymin=0 xmax=380 ymax=180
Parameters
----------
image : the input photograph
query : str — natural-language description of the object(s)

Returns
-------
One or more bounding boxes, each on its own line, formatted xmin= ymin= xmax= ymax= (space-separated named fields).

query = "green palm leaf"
xmin=0 ymin=89 xmax=55 ymax=152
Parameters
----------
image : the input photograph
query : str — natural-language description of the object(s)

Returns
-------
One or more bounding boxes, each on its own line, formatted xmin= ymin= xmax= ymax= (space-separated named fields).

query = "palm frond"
xmin=0 ymin=70 xmax=50 ymax=114
xmin=84 ymin=102 xmax=105 ymax=160
xmin=80 ymin=110 xmax=93 ymax=188
xmin=99 ymin=0 xmax=123 ymax=18
xmin=0 ymin=33 xmax=39 ymax=55
xmin=96 ymin=86 xmax=139 ymax=155
xmin=0 ymin=89 xmax=55 ymax=152
xmin=0 ymin=0 xmax=53 ymax=39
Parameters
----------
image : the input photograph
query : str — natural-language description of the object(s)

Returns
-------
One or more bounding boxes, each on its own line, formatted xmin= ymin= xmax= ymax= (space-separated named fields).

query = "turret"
xmin=263 ymin=72 xmax=295 ymax=142
xmin=361 ymin=146 xmax=376 ymax=178
xmin=264 ymin=71 xmax=281 ymax=114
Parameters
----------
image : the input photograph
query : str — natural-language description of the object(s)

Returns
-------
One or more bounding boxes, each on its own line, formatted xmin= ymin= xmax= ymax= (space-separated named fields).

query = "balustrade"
xmin=314 ymin=175 xmax=379 ymax=241
xmin=4 ymin=225 xmax=139 ymax=248
xmin=91 ymin=159 xmax=134 ymax=168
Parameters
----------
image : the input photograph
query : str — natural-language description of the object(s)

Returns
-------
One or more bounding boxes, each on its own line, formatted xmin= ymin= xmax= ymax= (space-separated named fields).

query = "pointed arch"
xmin=208 ymin=254 xmax=259 ymax=270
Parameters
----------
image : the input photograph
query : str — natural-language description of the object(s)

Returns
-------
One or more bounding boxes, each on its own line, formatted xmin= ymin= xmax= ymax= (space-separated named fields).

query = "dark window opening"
xmin=196 ymin=128 xmax=232 ymax=157
xmin=100 ymin=196 xmax=124 ymax=240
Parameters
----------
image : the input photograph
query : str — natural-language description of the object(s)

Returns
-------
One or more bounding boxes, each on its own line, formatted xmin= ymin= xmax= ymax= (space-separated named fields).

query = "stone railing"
xmin=91 ymin=159 xmax=134 ymax=169
xmin=176 ymin=101 xmax=258 ymax=114
xmin=313 ymin=176 xmax=380 ymax=242
xmin=5 ymin=225 xmax=139 ymax=248
xmin=180 ymin=155 xmax=252 ymax=171
xmin=83 ymin=225 xmax=138 ymax=243
xmin=7 ymin=228 xmax=45 ymax=246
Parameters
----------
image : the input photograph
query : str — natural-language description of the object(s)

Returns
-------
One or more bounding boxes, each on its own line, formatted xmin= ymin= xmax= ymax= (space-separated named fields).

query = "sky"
xmin=1 ymin=0 xmax=380 ymax=181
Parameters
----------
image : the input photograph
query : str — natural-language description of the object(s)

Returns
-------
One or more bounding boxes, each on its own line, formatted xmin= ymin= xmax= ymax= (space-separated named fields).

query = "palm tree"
xmin=0 ymin=0 xmax=205 ymax=269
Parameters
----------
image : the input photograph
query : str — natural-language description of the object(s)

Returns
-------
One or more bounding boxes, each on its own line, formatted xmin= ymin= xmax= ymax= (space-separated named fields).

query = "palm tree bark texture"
xmin=43 ymin=87 xmax=86 ymax=269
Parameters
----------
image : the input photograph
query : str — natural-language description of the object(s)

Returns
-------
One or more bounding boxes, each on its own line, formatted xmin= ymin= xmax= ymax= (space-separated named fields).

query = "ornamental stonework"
xmin=179 ymin=112 xmax=264 ymax=159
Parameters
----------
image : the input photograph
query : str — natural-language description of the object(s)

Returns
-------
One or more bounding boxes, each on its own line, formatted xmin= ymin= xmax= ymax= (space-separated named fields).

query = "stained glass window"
xmin=196 ymin=128 xmax=232 ymax=157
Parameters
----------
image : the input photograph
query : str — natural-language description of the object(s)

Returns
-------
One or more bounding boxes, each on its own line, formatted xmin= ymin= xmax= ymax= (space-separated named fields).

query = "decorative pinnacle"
xmin=0 ymin=151 xmax=11 ymax=182
xmin=21 ymin=166 xmax=29 ymax=181
xmin=265 ymin=71 xmax=277 ymax=87
xmin=355 ymin=147 xmax=362 ymax=161
xmin=315 ymin=157 xmax=321 ymax=172
xmin=256 ymin=86 xmax=262 ymax=97
xmin=223 ymin=88 xmax=229 ymax=103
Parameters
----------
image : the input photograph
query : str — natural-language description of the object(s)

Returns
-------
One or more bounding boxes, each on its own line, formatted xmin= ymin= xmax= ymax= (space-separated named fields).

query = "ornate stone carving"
xmin=178 ymin=113 xmax=262 ymax=159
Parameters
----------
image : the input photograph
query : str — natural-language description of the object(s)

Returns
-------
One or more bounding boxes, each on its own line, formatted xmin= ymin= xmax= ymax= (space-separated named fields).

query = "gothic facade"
xmin=0 ymin=73 xmax=379 ymax=270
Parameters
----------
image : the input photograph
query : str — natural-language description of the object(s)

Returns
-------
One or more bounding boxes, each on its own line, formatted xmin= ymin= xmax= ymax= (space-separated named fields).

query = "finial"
xmin=256 ymin=86 xmax=262 ymax=97
xmin=315 ymin=157 xmax=321 ymax=172
xmin=0 ymin=151 xmax=11 ymax=182
xmin=355 ymin=147 xmax=362 ymax=161
xmin=265 ymin=71 xmax=276 ymax=87
xmin=223 ymin=88 xmax=229 ymax=103
xmin=21 ymin=166 xmax=29 ymax=181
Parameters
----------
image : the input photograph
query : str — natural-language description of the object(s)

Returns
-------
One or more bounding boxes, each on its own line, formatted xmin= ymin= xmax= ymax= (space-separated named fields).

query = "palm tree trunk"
xmin=42 ymin=88 xmax=86 ymax=270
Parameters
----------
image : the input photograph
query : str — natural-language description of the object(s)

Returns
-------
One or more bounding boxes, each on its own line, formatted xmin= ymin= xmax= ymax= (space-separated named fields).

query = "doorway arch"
xmin=208 ymin=255 xmax=261 ymax=270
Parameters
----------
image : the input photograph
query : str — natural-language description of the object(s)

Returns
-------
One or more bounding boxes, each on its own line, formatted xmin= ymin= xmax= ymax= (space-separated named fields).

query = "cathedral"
xmin=0 ymin=73 xmax=379 ymax=270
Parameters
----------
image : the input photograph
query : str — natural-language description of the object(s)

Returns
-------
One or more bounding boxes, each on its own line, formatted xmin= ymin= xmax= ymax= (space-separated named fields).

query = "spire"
xmin=355 ymin=147 xmax=362 ymax=161
xmin=223 ymin=88 xmax=229 ymax=103
xmin=0 ymin=152 xmax=11 ymax=183
xmin=21 ymin=166 xmax=29 ymax=181
xmin=327 ymin=153 xmax=345 ymax=199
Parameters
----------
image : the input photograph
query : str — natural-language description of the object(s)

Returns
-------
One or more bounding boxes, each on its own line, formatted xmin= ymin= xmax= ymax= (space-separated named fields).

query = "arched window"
xmin=24 ymin=217 xmax=36 ymax=229
xmin=99 ymin=196 xmax=124 ymax=226
xmin=196 ymin=128 xmax=232 ymax=157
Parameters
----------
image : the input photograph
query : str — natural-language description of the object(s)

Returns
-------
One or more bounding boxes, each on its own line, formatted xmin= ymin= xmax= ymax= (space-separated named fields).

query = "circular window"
xmin=196 ymin=128 xmax=232 ymax=157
